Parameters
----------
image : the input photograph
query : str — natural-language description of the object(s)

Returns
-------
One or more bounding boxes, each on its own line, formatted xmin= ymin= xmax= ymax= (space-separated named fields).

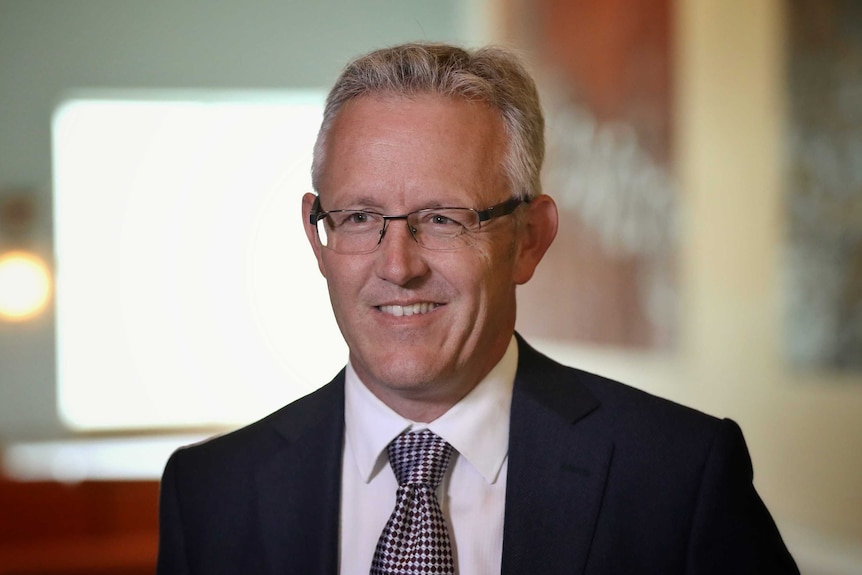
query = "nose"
xmin=373 ymin=218 xmax=429 ymax=286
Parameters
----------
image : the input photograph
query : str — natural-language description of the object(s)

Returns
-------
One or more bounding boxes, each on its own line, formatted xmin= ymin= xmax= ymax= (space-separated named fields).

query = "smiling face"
xmin=303 ymin=93 xmax=555 ymax=421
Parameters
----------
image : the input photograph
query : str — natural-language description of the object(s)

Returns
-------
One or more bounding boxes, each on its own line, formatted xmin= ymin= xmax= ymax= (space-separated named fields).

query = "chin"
xmin=370 ymin=357 xmax=448 ymax=389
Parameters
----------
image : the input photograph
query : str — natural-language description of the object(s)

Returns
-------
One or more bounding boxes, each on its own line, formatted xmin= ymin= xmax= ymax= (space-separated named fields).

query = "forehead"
xmin=317 ymin=93 xmax=508 ymax=208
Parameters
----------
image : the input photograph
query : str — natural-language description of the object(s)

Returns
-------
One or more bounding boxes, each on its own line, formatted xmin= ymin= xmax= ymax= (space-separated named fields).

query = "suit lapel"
xmin=255 ymin=375 xmax=345 ymax=575
xmin=246 ymin=342 xmax=611 ymax=574
xmin=502 ymin=337 xmax=613 ymax=575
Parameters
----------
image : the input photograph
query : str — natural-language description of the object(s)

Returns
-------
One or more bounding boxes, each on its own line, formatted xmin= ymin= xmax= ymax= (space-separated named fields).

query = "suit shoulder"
xmin=580 ymin=369 xmax=719 ymax=431
xmin=166 ymin=374 xmax=344 ymax=472
xmin=516 ymin=336 xmax=723 ymax=442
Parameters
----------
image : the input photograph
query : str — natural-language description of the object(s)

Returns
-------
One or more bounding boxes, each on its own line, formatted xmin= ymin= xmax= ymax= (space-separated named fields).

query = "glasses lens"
xmin=317 ymin=211 xmax=383 ymax=254
xmin=410 ymin=208 xmax=477 ymax=250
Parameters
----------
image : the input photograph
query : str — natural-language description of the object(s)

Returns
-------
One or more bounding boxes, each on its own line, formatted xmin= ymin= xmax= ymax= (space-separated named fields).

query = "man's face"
xmin=303 ymin=94 xmax=542 ymax=418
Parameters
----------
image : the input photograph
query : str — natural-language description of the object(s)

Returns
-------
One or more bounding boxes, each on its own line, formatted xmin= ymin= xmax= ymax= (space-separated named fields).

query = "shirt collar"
xmin=344 ymin=336 xmax=517 ymax=485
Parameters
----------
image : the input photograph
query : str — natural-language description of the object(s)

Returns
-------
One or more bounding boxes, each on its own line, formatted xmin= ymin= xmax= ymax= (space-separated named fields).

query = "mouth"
xmin=377 ymin=303 xmax=441 ymax=317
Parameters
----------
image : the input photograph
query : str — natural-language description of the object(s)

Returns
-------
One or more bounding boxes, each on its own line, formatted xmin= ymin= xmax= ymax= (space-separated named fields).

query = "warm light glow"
xmin=0 ymin=251 xmax=52 ymax=321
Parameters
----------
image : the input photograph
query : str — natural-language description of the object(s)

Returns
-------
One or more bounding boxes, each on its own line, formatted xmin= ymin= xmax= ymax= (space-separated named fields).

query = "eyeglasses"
xmin=309 ymin=196 xmax=528 ymax=254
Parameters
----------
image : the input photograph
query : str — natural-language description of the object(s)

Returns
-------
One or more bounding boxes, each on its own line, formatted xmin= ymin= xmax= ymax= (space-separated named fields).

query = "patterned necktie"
xmin=370 ymin=429 xmax=455 ymax=575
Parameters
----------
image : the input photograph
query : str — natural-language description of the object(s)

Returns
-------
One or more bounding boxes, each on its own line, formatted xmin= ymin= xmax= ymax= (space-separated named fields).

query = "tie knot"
xmin=387 ymin=430 xmax=453 ymax=488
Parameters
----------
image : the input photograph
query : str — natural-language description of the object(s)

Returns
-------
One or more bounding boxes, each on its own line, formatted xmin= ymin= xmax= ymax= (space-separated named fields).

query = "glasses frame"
xmin=308 ymin=196 xmax=529 ymax=254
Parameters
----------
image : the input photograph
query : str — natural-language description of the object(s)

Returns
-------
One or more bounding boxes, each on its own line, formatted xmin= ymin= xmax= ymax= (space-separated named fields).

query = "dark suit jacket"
xmin=157 ymin=335 xmax=799 ymax=574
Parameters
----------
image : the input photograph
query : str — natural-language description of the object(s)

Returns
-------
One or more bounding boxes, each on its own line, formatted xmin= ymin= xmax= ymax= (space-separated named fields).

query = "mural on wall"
xmin=784 ymin=0 xmax=862 ymax=370
xmin=510 ymin=0 xmax=678 ymax=349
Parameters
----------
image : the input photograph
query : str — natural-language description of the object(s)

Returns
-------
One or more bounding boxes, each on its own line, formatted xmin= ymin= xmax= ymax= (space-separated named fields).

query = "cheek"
xmin=479 ymin=242 xmax=520 ymax=306
xmin=470 ymin=235 xmax=518 ymax=287
xmin=438 ymin=247 xmax=513 ymax=309
xmin=459 ymin=230 xmax=513 ymax=268
xmin=320 ymin=255 xmax=363 ymax=303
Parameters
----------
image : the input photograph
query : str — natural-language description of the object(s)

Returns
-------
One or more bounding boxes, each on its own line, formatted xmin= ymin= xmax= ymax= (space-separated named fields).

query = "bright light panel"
xmin=53 ymin=93 xmax=347 ymax=431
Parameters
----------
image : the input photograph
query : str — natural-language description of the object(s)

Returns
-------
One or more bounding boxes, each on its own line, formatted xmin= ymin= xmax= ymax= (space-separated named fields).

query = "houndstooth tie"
xmin=370 ymin=429 xmax=455 ymax=575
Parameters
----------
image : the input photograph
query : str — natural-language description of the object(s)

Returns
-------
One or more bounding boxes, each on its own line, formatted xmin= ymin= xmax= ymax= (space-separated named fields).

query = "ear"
xmin=513 ymin=194 xmax=558 ymax=285
xmin=302 ymin=192 xmax=327 ymax=278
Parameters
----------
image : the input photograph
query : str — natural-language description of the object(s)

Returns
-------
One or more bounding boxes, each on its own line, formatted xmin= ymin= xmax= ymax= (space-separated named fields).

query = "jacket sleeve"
xmin=156 ymin=449 xmax=191 ymax=575
xmin=685 ymin=418 xmax=800 ymax=574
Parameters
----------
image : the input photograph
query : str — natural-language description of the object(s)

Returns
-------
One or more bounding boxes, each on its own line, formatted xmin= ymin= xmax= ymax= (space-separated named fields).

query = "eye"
xmin=430 ymin=213 xmax=458 ymax=226
xmin=334 ymin=211 xmax=379 ymax=229
xmin=418 ymin=211 xmax=466 ymax=227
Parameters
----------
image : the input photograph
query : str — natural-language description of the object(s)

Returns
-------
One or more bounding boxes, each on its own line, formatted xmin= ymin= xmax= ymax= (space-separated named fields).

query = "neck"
xmin=364 ymin=380 xmax=477 ymax=423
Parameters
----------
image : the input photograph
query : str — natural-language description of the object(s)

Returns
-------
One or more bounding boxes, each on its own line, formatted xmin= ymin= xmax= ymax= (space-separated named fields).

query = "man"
xmin=157 ymin=43 xmax=799 ymax=574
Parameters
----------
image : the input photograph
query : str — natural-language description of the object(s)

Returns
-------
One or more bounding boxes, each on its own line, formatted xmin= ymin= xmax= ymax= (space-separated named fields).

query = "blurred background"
xmin=1 ymin=0 xmax=860 ymax=573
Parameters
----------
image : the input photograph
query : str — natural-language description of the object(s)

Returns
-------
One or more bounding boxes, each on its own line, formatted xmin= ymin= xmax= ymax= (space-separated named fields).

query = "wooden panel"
xmin=0 ymin=479 xmax=158 ymax=575
xmin=509 ymin=0 xmax=678 ymax=349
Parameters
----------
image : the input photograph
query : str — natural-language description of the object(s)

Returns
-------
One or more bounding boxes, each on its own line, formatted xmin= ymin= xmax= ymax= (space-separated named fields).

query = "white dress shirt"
xmin=338 ymin=336 xmax=517 ymax=575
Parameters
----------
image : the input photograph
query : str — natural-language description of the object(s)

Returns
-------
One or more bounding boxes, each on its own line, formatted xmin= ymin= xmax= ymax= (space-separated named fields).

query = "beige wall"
xmin=677 ymin=0 xmax=862 ymax=549
xmin=528 ymin=0 xmax=861 ymax=571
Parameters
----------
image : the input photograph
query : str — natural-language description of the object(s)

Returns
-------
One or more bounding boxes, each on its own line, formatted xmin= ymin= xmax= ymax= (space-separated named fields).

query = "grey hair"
xmin=311 ymin=42 xmax=544 ymax=200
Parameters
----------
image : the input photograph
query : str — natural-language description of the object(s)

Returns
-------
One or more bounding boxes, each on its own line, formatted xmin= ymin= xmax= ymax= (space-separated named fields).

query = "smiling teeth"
xmin=379 ymin=303 xmax=438 ymax=317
